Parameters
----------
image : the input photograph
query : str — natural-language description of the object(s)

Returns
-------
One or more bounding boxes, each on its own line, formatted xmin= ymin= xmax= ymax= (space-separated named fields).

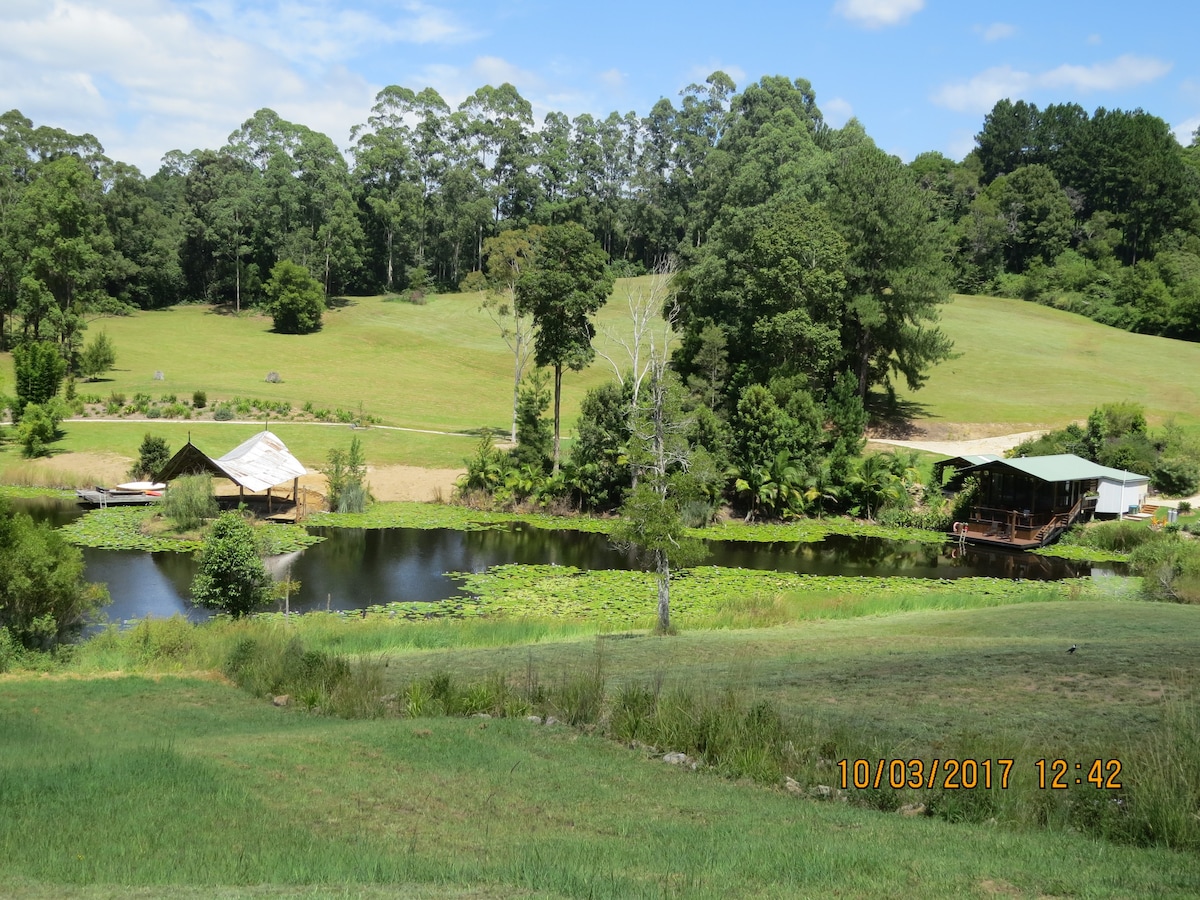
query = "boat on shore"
xmin=75 ymin=482 xmax=165 ymax=508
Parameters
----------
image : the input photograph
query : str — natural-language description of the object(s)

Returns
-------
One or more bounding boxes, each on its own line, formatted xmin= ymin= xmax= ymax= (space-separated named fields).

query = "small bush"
xmin=192 ymin=390 xmax=207 ymax=409
xmin=128 ymin=616 xmax=197 ymax=666
xmin=162 ymin=474 xmax=218 ymax=532
xmin=109 ymin=391 xmax=126 ymax=406
xmin=1130 ymin=535 xmax=1200 ymax=603
xmin=1060 ymin=520 xmax=1161 ymax=553
xmin=145 ymin=406 xmax=162 ymax=419
xmin=213 ymin=404 xmax=234 ymax=421
xmin=129 ymin=433 xmax=171 ymax=482
xmin=265 ymin=371 xmax=281 ymax=383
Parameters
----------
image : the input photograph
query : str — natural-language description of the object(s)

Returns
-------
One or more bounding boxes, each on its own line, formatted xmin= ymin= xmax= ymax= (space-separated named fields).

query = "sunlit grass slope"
xmin=897 ymin=293 xmax=1200 ymax=428
xmin=2 ymin=279 xmax=660 ymax=437
xmin=4 ymin=284 xmax=1200 ymax=469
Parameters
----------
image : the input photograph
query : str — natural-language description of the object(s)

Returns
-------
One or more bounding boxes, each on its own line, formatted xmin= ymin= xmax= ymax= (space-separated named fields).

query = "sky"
xmin=2 ymin=0 xmax=1198 ymax=175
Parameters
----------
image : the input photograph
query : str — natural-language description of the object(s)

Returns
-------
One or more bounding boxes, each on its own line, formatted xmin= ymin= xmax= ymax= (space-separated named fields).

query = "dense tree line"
xmin=915 ymin=100 xmax=1200 ymax=339
xmin=3 ymin=79 xmax=1198 ymax=353
xmin=3 ymin=76 xmax=1199 ymax=523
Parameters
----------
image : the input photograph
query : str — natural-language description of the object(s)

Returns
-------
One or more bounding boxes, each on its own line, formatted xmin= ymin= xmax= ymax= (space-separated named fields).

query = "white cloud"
xmin=1040 ymin=54 xmax=1172 ymax=92
xmin=822 ymin=96 xmax=853 ymax=126
xmin=932 ymin=66 xmax=1033 ymax=113
xmin=833 ymin=0 xmax=923 ymax=29
xmin=933 ymin=54 xmax=1172 ymax=113
xmin=472 ymin=55 xmax=542 ymax=89
xmin=1174 ymin=116 xmax=1200 ymax=147
xmin=193 ymin=0 xmax=477 ymax=61
xmin=598 ymin=68 xmax=626 ymax=90
xmin=978 ymin=22 xmax=1016 ymax=42
xmin=0 ymin=0 xmax=385 ymax=171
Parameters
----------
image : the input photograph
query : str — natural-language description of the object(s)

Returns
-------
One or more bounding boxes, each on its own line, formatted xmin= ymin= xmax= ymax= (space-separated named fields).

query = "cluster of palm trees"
xmin=734 ymin=450 xmax=924 ymax=522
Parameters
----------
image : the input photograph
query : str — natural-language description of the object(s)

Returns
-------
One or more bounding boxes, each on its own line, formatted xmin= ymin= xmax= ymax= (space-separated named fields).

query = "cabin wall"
xmin=1096 ymin=478 xmax=1149 ymax=515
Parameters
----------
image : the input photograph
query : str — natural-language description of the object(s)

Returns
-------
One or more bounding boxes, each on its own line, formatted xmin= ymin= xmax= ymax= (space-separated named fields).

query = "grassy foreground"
xmin=2 ymin=674 xmax=1194 ymax=900
xmin=3 ymin=587 xmax=1199 ymax=898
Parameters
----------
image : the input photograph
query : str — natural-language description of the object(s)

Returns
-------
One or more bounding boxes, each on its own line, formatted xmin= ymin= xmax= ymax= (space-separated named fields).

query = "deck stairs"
xmin=1122 ymin=503 xmax=1160 ymax=521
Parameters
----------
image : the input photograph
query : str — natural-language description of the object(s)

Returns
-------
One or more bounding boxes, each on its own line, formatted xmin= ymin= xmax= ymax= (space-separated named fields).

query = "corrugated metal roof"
xmin=215 ymin=430 xmax=307 ymax=493
xmin=976 ymin=454 xmax=1148 ymax=483
xmin=960 ymin=454 xmax=1001 ymax=466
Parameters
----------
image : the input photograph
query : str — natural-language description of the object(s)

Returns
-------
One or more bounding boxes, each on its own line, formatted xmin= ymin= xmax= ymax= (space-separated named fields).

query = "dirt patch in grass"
xmin=0 ymin=451 xmax=132 ymax=488
xmin=295 ymin=465 xmax=464 ymax=504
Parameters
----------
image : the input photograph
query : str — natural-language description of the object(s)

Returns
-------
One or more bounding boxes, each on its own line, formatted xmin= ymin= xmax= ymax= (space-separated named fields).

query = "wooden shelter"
xmin=943 ymin=453 xmax=1149 ymax=549
xmin=156 ymin=431 xmax=308 ymax=517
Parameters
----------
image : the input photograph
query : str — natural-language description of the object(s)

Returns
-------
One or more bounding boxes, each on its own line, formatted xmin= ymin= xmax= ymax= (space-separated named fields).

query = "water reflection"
xmin=12 ymin=498 xmax=1108 ymax=624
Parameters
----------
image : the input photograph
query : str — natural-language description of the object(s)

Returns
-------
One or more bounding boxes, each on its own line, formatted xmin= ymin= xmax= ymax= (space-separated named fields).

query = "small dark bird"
xmin=1067 ymin=644 xmax=1078 ymax=654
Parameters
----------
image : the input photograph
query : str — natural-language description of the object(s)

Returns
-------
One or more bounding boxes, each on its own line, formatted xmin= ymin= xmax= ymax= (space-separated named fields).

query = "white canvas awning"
xmin=213 ymin=430 xmax=307 ymax=493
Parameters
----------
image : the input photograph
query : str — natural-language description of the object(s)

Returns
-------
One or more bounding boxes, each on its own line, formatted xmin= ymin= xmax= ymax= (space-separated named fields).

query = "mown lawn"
xmin=5 ymin=285 xmax=1200 ymax=474
xmin=2 ymin=658 xmax=1197 ymax=899
xmin=896 ymin=293 xmax=1200 ymax=429
xmin=3 ymin=585 xmax=1197 ymax=897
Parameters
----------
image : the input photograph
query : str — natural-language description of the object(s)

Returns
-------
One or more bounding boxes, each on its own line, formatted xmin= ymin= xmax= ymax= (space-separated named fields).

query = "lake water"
xmin=14 ymin=498 xmax=1109 ymax=623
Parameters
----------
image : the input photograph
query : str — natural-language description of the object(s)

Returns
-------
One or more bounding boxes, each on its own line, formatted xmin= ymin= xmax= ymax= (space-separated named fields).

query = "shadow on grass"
xmin=867 ymin=395 xmax=938 ymax=439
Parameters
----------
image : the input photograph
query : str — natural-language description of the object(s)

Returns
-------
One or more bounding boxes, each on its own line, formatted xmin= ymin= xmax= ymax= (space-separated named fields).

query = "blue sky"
xmin=2 ymin=0 xmax=1197 ymax=175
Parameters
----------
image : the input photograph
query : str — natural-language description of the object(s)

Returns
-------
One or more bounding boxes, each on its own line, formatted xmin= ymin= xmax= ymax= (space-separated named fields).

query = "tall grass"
xmin=161 ymin=473 xmax=218 ymax=531
xmin=0 ymin=462 xmax=99 ymax=489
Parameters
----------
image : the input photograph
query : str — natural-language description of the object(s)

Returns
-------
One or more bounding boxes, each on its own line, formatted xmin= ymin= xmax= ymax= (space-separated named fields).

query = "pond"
xmin=14 ymin=498 xmax=1112 ymax=623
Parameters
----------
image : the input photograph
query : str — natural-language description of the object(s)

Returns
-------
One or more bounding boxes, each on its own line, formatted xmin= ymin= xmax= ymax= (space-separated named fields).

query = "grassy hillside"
xmin=4 ymin=595 xmax=1199 ymax=898
xmin=896 ymin=293 xmax=1200 ymax=429
xmin=2 ymin=283 xmax=657 ymax=436
xmin=3 ymin=285 xmax=1200 ymax=471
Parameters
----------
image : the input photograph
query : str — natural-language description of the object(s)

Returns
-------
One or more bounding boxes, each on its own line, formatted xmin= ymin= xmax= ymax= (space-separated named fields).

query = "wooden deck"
xmin=953 ymin=524 xmax=1042 ymax=550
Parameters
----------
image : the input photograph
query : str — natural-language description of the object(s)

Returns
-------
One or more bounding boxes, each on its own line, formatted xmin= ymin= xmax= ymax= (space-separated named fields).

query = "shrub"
xmin=109 ymin=391 xmax=126 ymax=406
xmin=459 ymin=270 xmax=487 ymax=292
xmin=1152 ymin=457 xmax=1200 ymax=498
xmin=266 ymin=259 xmax=324 ymax=334
xmin=1130 ymin=536 xmax=1200 ymax=603
xmin=129 ymin=434 xmax=171 ymax=482
xmin=265 ymin=371 xmax=281 ymax=383
xmin=17 ymin=402 xmax=57 ymax=458
xmin=192 ymin=390 xmax=207 ymax=409
xmin=212 ymin=404 xmax=234 ymax=421
xmin=191 ymin=512 xmax=273 ymax=618
xmin=12 ymin=340 xmax=66 ymax=418
xmin=145 ymin=406 xmax=162 ymax=419
xmin=0 ymin=499 xmax=108 ymax=649
xmin=323 ymin=437 xmax=371 ymax=513
xmin=162 ymin=474 xmax=218 ymax=531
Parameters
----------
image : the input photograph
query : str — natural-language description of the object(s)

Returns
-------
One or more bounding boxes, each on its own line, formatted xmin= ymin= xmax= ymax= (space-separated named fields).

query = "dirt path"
xmin=868 ymin=430 xmax=1046 ymax=457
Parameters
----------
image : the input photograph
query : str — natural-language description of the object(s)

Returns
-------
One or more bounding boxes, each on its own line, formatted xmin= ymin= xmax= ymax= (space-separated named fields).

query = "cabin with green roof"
xmin=944 ymin=453 xmax=1149 ymax=548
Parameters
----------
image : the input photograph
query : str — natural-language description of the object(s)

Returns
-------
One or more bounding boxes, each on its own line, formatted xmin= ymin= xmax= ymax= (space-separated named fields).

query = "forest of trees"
xmin=2 ymin=75 xmax=1199 ymax=523
xmin=917 ymin=99 xmax=1200 ymax=339
xmin=3 ymin=76 xmax=1197 ymax=356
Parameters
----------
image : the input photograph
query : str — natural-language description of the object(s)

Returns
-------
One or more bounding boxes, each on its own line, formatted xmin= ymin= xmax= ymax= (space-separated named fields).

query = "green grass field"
xmin=5 ymin=285 xmax=1200 ymax=473
xmin=896 ymin=293 xmax=1200 ymax=429
xmin=4 ymin=593 xmax=1199 ymax=898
